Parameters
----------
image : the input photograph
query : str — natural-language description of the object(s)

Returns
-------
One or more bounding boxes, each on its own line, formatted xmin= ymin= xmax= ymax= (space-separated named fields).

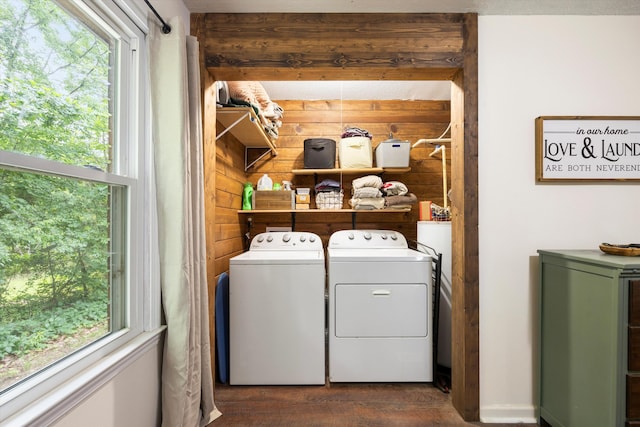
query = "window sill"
xmin=1 ymin=326 xmax=166 ymax=427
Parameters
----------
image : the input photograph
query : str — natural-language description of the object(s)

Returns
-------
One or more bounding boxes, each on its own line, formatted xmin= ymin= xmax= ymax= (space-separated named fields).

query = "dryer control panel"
xmin=250 ymin=231 xmax=323 ymax=251
xmin=328 ymin=229 xmax=407 ymax=249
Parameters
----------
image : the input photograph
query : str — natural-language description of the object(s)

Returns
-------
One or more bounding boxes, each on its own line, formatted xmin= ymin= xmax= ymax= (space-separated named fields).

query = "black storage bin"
xmin=304 ymin=138 xmax=336 ymax=169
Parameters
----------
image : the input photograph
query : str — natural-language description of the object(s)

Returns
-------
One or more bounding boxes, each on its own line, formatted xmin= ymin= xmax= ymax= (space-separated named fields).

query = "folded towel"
xmin=349 ymin=197 xmax=386 ymax=210
xmin=315 ymin=179 xmax=341 ymax=192
xmin=352 ymin=187 xmax=382 ymax=198
xmin=382 ymin=181 xmax=408 ymax=196
xmin=385 ymin=193 xmax=418 ymax=207
xmin=352 ymin=175 xmax=382 ymax=190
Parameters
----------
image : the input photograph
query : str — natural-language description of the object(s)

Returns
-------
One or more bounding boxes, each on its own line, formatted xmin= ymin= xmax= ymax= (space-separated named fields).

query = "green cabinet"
xmin=538 ymin=250 xmax=640 ymax=427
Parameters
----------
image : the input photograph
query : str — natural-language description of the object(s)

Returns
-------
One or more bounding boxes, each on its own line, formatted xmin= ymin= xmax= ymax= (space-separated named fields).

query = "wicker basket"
xmin=315 ymin=190 xmax=343 ymax=210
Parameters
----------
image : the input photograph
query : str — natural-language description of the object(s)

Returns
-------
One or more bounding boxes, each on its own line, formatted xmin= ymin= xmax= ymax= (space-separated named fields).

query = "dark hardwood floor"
xmin=209 ymin=382 xmax=538 ymax=426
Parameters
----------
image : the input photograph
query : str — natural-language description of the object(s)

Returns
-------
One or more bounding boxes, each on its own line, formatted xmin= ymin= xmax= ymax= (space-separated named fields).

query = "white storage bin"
xmin=338 ymin=137 xmax=372 ymax=169
xmin=375 ymin=139 xmax=410 ymax=168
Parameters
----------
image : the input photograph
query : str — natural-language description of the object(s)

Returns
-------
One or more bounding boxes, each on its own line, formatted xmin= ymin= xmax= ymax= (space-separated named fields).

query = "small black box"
xmin=304 ymin=138 xmax=336 ymax=169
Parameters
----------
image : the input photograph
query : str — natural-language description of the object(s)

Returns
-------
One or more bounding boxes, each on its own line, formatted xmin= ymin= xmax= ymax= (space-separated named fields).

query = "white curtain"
xmin=149 ymin=16 xmax=221 ymax=427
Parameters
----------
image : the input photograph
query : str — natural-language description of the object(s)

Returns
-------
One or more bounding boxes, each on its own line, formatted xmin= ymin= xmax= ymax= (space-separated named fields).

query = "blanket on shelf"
xmin=384 ymin=193 xmax=418 ymax=209
xmin=349 ymin=175 xmax=416 ymax=210
xmin=223 ymin=81 xmax=284 ymax=139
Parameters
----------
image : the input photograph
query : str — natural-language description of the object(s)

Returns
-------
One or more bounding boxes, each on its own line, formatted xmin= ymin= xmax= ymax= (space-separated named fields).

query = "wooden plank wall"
xmin=194 ymin=13 xmax=463 ymax=81
xmin=193 ymin=12 xmax=479 ymax=420
xmin=213 ymin=98 xmax=451 ymax=276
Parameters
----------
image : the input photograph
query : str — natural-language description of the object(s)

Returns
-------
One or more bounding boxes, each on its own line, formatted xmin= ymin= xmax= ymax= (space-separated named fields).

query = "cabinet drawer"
xmin=630 ymin=327 xmax=640 ymax=371
xmin=627 ymin=374 xmax=640 ymax=419
xmin=630 ymin=280 xmax=640 ymax=326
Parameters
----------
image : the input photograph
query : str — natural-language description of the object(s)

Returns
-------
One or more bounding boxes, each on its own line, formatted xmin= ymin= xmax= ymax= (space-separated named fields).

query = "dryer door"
xmin=335 ymin=283 xmax=429 ymax=338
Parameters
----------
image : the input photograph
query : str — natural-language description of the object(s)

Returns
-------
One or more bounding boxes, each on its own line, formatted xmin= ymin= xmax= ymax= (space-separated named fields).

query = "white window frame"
xmin=0 ymin=0 xmax=161 ymax=424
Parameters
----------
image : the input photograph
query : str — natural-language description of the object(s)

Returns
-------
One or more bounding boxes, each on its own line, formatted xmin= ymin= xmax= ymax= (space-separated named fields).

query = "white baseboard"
xmin=480 ymin=404 xmax=537 ymax=424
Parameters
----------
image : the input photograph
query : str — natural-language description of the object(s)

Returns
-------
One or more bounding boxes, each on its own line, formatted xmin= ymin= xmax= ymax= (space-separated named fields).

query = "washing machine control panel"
xmin=250 ymin=231 xmax=322 ymax=250
xmin=328 ymin=229 xmax=407 ymax=249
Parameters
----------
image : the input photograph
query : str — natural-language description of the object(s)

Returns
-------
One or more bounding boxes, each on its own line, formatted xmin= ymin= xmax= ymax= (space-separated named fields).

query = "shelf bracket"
xmin=244 ymin=147 xmax=273 ymax=172
xmin=291 ymin=212 xmax=296 ymax=231
xmin=216 ymin=111 xmax=250 ymax=141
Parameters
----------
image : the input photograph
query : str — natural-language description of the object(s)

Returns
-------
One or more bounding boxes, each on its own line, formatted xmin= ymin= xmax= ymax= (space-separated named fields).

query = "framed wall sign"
xmin=535 ymin=116 xmax=640 ymax=182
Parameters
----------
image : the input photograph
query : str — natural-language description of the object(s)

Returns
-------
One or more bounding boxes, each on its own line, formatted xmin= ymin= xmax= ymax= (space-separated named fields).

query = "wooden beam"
xmin=450 ymin=13 xmax=479 ymax=420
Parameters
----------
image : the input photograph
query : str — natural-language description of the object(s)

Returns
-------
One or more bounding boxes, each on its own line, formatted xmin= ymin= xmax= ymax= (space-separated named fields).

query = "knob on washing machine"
xmin=381 ymin=233 xmax=388 ymax=240
xmin=309 ymin=235 xmax=316 ymax=242
xmin=256 ymin=235 xmax=264 ymax=242
xmin=348 ymin=232 xmax=354 ymax=240
xmin=282 ymin=234 xmax=291 ymax=242
xmin=363 ymin=231 xmax=372 ymax=240
xmin=299 ymin=234 xmax=306 ymax=242
xmin=266 ymin=235 xmax=273 ymax=242
xmin=390 ymin=233 xmax=398 ymax=240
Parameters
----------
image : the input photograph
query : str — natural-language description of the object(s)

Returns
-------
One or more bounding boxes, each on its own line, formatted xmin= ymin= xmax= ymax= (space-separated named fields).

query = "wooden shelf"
xmin=216 ymin=107 xmax=278 ymax=171
xmin=237 ymin=208 xmax=411 ymax=214
xmin=216 ymin=107 xmax=276 ymax=148
xmin=291 ymin=167 xmax=410 ymax=175
xmin=238 ymin=207 xmax=411 ymax=229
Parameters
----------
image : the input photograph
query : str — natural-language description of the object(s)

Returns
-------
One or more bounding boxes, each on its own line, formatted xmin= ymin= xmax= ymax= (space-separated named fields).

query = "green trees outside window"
xmin=0 ymin=0 xmax=119 ymax=390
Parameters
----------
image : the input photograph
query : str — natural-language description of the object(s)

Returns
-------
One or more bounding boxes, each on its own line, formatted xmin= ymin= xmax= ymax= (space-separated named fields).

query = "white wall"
xmin=151 ymin=0 xmax=190 ymax=33
xmin=478 ymin=15 xmax=640 ymax=422
xmin=53 ymin=346 xmax=162 ymax=427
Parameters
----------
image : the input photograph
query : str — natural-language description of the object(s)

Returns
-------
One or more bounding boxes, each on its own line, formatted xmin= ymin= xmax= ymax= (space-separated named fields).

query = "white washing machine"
xmin=417 ymin=221 xmax=452 ymax=368
xmin=328 ymin=229 xmax=432 ymax=382
xmin=229 ymin=231 xmax=325 ymax=385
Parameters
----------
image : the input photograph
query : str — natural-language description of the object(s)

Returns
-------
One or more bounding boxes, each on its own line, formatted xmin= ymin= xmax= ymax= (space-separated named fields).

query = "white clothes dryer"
xmin=328 ymin=229 xmax=433 ymax=382
xmin=229 ymin=231 xmax=325 ymax=385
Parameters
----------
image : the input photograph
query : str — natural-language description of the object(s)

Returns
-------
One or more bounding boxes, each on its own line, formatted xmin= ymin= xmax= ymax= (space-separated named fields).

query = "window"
xmin=0 ymin=0 xmax=154 ymax=420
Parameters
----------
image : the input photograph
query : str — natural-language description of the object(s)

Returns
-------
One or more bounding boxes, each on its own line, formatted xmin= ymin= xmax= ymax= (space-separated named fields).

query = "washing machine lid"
xmin=328 ymin=247 xmax=429 ymax=263
xmin=230 ymin=249 xmax=325 ymax=265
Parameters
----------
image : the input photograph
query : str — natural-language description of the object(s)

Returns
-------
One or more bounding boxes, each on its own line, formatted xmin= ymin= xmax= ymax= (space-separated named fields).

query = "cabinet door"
xmin=540 ymin=261 xmax=623 ymax=427
xmin=628 ymin=280 xmax=640 ymax=422
xmin=630 ymin=280 xmax=640 ymax=325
